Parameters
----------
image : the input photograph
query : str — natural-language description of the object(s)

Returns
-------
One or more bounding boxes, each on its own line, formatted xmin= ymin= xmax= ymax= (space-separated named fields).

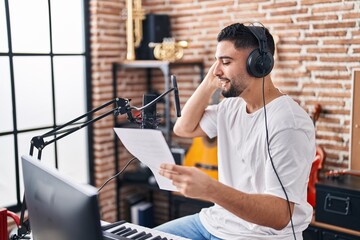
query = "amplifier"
xmin=315 ymin=175 xmax=360 ymax=231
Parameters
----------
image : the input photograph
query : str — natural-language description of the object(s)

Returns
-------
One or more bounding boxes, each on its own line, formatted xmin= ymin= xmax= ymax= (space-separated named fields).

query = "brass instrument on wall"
xmin=149 ymin=38 xmax=189 ymax=62
xmin=126 ymin=0 xmax=145 ymax=60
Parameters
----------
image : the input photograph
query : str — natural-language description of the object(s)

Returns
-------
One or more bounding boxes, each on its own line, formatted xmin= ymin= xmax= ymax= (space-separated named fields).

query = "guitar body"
xmin=183 ymin=136 xmax=218 ymax=179
xmin=307 ymin=145 xmax=325 ymax=207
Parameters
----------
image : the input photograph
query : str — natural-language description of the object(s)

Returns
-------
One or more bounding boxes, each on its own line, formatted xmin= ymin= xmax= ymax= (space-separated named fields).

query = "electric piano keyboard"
xmin=102 ymin=221 xmax=190 ymax=240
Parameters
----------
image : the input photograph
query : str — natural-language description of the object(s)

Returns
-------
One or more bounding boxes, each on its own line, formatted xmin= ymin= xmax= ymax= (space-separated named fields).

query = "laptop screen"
xmin=21 ymin=155 xmax=103 ymax=240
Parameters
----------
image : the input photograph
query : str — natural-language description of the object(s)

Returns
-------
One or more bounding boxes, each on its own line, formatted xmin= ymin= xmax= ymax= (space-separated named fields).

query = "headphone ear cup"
xmin=246 ymin=48 xmax=261 ymax=78
xmin=246 ymin=49 xmax=274 ymax=78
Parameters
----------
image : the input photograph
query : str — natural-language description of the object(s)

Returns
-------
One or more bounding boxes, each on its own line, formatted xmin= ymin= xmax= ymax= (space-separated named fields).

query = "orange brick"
xmin=276 ymin=31 xmax=301 ymax=38
xmin=323 ymin=38 xmax=360 ymax=45
xmin=343 ymin=12 xmax=360 ymax=19
xmin=313 ymin=21 xmax=356 ymax=29
xmin=353 ymin=48 xmax=360 ymax=54
xmin=321 ymin=143 xmax=349 ymax=152
xmin=306 ymin=65 xmax=348 ymax=72
xmin=278 ymin=55 xmax=317 ymax=61
xmin=302 ymin=0 xmax=342 ymax=5
xmin=317 ymin=134 xmax=345 ymax=143
xmin=303 ymin=82 xmax=344 ymax=89
xmin=305 ymin=31 xmax=347 ymax=38
xmin=312 ymin=3 xmax=355 ymax=13
xmin=203 ymin=0 xmax=236 ymax=8
xmin=317 ymin=125 xmax=349 ymax=134
xmin=320 ymin=56 xmax=360 ymax=62
xmin=307 ymin=47 xmax=348 ymax=53
xmin=270 ymin=9 xmax=308 ymax=17
xmin=296 ymin=15 xmax=338 ymax=22
xmin=227 ymin=4 xmax=258 ymax=11
xmin=262 ymin=1 xmax=297 ymax=9
xmin=318 ymin=92 xmax=351 ymax=98
xmin=280 ymin=39 xmax=317 ymax=45
xmin=277 ymin=47 xmax=302 ymax=53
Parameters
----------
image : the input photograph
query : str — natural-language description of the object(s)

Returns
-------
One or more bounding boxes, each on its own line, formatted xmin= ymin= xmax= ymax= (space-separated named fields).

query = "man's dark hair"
xmin=217 ymin=23 xmax=275 ymax=56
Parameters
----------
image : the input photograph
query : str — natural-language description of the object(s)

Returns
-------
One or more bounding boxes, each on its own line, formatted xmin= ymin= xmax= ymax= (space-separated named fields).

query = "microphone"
xmin=171 ymin=75 xmax=181 ymax=117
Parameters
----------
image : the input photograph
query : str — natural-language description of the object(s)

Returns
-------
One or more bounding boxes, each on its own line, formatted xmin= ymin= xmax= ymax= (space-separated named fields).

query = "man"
xmin=157 ymin=23 xmax=315 ymax=240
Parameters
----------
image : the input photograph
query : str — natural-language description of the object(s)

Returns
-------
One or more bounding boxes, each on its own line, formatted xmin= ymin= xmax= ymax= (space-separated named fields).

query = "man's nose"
xmin=213 ymin=62 xmax=222 ymax=77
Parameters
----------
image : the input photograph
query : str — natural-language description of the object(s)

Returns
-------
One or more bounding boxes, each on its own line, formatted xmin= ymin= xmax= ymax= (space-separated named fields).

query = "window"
xmin=0 ymin=0 xmax=91 ymax=212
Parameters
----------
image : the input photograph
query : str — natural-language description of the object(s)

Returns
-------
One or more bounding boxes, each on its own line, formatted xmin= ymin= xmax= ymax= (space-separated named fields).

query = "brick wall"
xmin=90 ymin=0 xmax=360 ymax=223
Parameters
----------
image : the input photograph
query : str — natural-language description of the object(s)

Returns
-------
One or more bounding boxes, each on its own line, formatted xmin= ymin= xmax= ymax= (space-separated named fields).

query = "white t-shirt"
xmin=198 ymin=95 xmax=316 ymax=240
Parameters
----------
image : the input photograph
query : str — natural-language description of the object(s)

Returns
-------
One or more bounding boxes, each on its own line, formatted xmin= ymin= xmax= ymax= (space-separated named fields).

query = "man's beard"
xmin=222 ymin=83 xmax=241 ymax=98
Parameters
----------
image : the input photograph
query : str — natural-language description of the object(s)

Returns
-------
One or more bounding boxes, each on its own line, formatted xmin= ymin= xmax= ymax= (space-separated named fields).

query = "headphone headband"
xmin=247 ymin=26 xmax=268 ymax=55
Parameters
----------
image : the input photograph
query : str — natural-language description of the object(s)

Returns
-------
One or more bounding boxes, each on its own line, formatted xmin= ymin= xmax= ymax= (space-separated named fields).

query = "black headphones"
xmin=246 ymin=25 xmax=274 ymax=78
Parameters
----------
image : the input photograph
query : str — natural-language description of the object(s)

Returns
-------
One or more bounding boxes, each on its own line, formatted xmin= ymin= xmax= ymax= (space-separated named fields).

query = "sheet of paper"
xmin=113 ymin=128 xmax=177 ymax=191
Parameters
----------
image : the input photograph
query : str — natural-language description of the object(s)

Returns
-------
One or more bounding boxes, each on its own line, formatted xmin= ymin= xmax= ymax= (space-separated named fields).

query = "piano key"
xmin=148 ymin=237 xmax=161 ymax=240
xmin=126 ymin=231 xmax=151 ymax=240
xmin=129 ymin=231 xmax=153 ymax=240
xmin=122 ymin=229 xmax=138 ymax=237
xmin=110 ymin=226 xmax=126 ymax=234
xmin=130 ymin=223 xmax=184 ymax=239
xmin=102 ymin=220 xmax=127 ymax=231
xmin=103 ymin=221 xmax=190 ymax=240
xmin=134 ymin=233 xmax=153 ymax=240
xmin=103 ymin=231 xmax=131 ymax=240
xmin=129 ymin=231 xmax=146 ymax=239
xmin=114 ymin=227 xmax=133 ymax=235
xmin=105 ymin=224 xmax=126 ymax=234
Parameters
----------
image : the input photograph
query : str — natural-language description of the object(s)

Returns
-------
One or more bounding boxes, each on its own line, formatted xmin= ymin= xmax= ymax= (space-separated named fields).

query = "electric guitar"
xmin=307 ymin=103 xmax=325 ymax=208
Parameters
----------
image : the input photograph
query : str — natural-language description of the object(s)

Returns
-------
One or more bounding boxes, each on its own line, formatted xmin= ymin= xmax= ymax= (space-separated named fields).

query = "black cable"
xmin=261 ymin=77 xmax=296 ymax=240
xmin=253 ymin=21 xmax=295 ymax=239
xmin=97 ymin=157 xmax=138 ymax=193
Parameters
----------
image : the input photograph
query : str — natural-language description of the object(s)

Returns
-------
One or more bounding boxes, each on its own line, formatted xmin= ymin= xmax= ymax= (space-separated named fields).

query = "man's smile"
xmin=218 ymin=77 xmax=230 ymax=88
